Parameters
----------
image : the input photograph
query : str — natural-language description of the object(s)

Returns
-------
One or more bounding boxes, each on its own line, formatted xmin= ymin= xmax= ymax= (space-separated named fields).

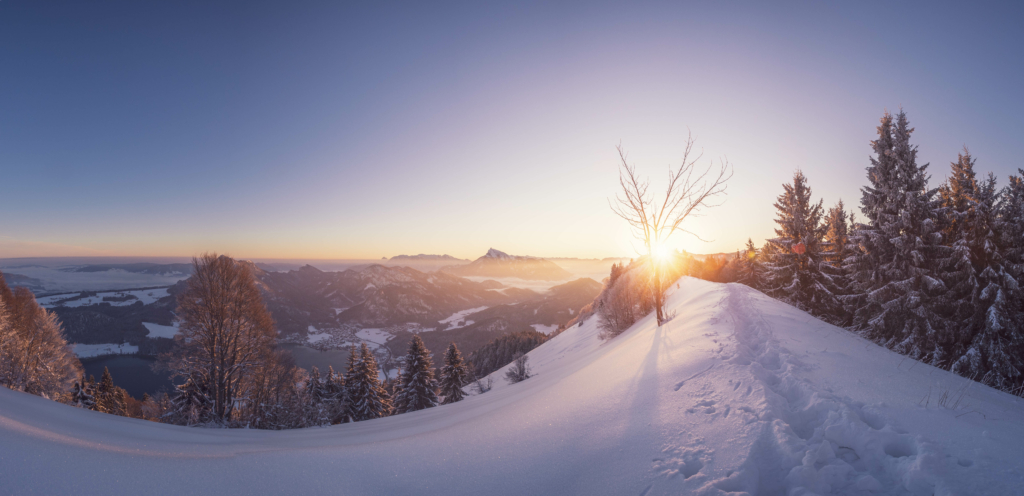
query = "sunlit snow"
xmin=141 ymin=322 xmax=179 ymax=339
xmin=439 ymin=306 xmax=488 ymax=330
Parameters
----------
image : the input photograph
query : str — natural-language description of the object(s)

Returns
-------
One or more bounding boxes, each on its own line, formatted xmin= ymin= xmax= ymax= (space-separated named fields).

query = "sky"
xmin=2 ymin=1 xmax=1023 ymax=260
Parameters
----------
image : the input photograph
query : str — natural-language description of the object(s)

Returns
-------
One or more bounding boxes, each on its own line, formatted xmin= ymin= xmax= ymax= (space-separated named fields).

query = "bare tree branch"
xmin=609 ymin=133 xmax=733 ymax=324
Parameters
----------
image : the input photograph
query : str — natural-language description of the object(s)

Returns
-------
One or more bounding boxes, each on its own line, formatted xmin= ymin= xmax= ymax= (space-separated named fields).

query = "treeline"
xmin=736 ymin=110 xmax=1024 ymax=394
xmin=467 ymin=329 xmax=548 ymax=379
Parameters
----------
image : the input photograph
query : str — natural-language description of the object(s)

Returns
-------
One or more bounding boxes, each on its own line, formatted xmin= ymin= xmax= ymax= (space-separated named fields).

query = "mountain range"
xmin=441 ymin=248 xmax=573 ymax=281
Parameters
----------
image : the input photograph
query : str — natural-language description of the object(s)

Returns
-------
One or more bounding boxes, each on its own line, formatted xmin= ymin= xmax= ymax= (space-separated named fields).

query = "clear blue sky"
xmin=2 ymin=1 xmax=1022 ymax=259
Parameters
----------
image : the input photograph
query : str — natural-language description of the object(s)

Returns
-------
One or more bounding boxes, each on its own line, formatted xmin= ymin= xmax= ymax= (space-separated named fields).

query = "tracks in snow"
xmin=661 ymin=284 xmax=968 ymax=495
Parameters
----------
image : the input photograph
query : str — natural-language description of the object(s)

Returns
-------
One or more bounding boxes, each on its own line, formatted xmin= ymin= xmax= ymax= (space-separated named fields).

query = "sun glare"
xmin=652 ymin=242 xmax=673 ymax=264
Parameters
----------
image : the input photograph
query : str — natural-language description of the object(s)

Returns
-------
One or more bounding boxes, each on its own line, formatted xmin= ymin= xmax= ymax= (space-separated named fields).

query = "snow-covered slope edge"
xmin=2 ymin=278 xmax=1023 ymax=495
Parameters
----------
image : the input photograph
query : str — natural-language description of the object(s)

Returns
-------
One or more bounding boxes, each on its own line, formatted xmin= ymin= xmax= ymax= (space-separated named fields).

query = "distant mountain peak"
xmin=442 ymin=249 xmax=570 ymax=281
xmin=484 ymin=248 xmax=511 ymax=259
xmin=483 ymin=248 xmax=533 ymax=260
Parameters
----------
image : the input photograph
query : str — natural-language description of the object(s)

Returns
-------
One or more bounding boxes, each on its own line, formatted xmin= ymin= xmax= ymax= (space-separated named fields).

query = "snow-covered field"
xmin=463 ymin=275 xmax=564 ymax=292
xmin=305 ymin=325 xmax=333 ymax=344
xmin=530 ymin=323 xmax=558 ymax=335
xmin=142 ymin=322 xmax=179 ymax=339
xmin=354 ymin=328 xmax=391 ymax=349
xmin=438 ymin=306 xmax=488 ymax=330
xmin=1 ymin=266 xmax=187 ymax=293
xmin=37 ymin=287 xmax=170 ymax=308
xmin=70 ymin=343 xmax=139 ymax=358
xmin=3 ymin=278 xmax=1024 ymax=495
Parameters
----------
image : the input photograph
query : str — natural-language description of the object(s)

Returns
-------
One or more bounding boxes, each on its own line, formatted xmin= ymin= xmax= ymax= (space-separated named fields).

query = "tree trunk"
xmin=653 ymin=265 xmax=665 ymax=325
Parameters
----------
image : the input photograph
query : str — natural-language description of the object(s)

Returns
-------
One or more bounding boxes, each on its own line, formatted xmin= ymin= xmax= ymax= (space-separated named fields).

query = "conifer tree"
xmin=736 ymin=238 xmax=767 ymax=290
xmin=304 ymin=366 xmax=328 ymax=426
xmin=341 ymin=346 xmax=360 ymax=422
xmin=846 ymin=110 xmax=949 ymax=360
xmin=764 ymin=171 xmax=844 ymax=322
xmin=170 ymin=376 xmax=211 ymax=426
xmin=438 ymin=343 xmax=468 ymax=405
xmin=999 ymin=171 xmax=1024 ymax=273
xmin=323 ymin=366 xmax=347 ymax=424
xmin=393 ymin=336 xmax=439 ymax=414
xmin=937 ymin=149 xmax=982 ymax=341
xmin=70 ymin=377 xmax=96 ymax=410
xmin=348 ymin=343 xmax=391 ymax=421
xmin=947 ymin=171 xmax=1024 ymax=388
xmin=95 ymin=367 xmax=127 ymax=416
xmin=823 ymin=200 xmax=852 ymax=266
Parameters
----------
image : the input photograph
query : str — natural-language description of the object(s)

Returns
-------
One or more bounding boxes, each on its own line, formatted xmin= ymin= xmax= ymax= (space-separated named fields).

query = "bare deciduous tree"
xmin=168 ymin=253 xmax=280 ymax=424
xmin=504 ymin=353 xmax=531 ymax=384
xmin=611 ymin=133 xmax=732 ymax=324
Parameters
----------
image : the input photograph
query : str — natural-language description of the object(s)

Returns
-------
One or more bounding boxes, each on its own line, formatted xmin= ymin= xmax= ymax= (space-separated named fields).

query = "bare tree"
xmin=168 ymin=254 xmax=280 ymax=424
xmin=611 ymin=133 xmax=732 ymax=325
xmin=504 ymin=353 xmax=531 ymax=384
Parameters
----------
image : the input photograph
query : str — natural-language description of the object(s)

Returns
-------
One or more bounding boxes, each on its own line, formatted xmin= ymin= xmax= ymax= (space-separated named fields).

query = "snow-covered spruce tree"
xmin=393 ymin=336 xmax=439 ymax=414
xmin=947 ymin=170 xmax=1024 ymax=389
xmin=323 ymin=366 xmax=347 ymax=424
xmin=168 ymin=375 xmax=212 ymax=426
xmin=95 ymin=367 xmax=127 ymax=416
xmin=348 ymin=343 xmax=392 ymax=421
xmin=999 ymin=171 xmax=1024 ymax=274
xmin=304 ymin=366 xmax=329 ymax=426
xmin=0 ymin=273 xmax=82 ymax=400
xmin=823 ymin=201 xmax=854 ymax=324
xmin=438 ymin=342 xmax=468 ymax=405
xmin=70 ymin=377 xmax=96 ymax=410
xmin=340 ymin=346 xmax=360 ymax=422
xmin=936 ymin=148 xmax=983 ymax=343
xmin=736 ymin=238 xmax=767 ymax=290
xmin=845 ymin=110 xmax=949 ymax=360
xmin=764 ymin=171 xmax=844 ymax=323
xmin=823 ymin=201 xmax=852 ymax=268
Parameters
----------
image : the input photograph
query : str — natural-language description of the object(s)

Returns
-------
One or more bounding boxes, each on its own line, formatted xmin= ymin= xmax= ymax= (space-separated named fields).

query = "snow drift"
xmin=2 ymin=278 xmax=1023 ymax=495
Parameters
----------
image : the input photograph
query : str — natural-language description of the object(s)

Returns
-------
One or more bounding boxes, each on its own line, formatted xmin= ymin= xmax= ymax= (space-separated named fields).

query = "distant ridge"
xmin=389 ymin=254 xmax=468 ymax=262
xmin=442 ymin=248 xmax=572 ymax=281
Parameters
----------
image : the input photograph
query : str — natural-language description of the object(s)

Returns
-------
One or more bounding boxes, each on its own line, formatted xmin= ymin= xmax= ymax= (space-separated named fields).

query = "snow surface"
xmin=142 ymin=322 xmax=179 ymax=339
xmin=530 ymin=323 xmax=558 ymax=335
xmin=70 ymin=343 xmax=139 ymax=358
xmin=306 ymin=326 xmax=332 ymax=344
xmin=0 ymin=266 xmax=187 ymax=293
xmin=3 ymin=278 xmax=1024 ymax=495
xmin=463 ymin=275 xmax=562 ymax=292
xmin=37 ymin=287 xmax=170 ymax=308
xmin=354 ymin=328 xmax=391 ymax=349
xmin=438 ymin=306 xmax=488 ymax=330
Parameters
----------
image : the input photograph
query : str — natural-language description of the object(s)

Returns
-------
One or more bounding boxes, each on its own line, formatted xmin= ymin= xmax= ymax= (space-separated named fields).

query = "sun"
xmin=652 ymin=241 xmax=674 ymax=264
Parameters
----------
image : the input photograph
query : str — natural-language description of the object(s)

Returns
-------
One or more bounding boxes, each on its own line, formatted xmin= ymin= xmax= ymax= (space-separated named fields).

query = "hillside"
xmin=2 ymin=278 xmax=1022 ymax=494
xmin=442 ymin=248 xmax=573 ymax=281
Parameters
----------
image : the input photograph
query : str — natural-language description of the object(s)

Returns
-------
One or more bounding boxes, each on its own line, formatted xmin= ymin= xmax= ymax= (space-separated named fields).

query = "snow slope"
xmin=2 ymin=278 xmax=1023 ymax=495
